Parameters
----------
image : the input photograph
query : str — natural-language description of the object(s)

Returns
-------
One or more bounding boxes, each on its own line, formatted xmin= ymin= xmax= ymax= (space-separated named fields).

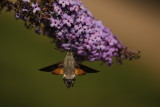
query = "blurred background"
xmin=0 ymin=0 xmax=160 ymax=107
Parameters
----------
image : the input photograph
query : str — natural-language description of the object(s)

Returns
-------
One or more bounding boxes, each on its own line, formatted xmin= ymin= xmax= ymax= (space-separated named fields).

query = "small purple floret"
xmin=58 ymin=0 xmax=69 ymax=7
xmin=50 ymin=18 xmax=60 ymax=27
xmin=32 ymin=3 xmax=41 ymax=13
xmin=22 ymin=0 xmax=30 ymax=3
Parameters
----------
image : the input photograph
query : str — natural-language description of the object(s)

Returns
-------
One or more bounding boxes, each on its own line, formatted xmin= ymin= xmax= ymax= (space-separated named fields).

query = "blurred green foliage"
xmin=0 ymin=11 xmax=160 ymax=107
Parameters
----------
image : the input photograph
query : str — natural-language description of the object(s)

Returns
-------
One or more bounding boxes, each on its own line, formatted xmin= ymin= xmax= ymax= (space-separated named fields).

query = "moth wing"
xmin=39 ymin=62 xmax=63 ymax=72
xmin=77 ymin=64 xmax=100 ymax=73
xmin=75 ymin=68 xmax=86 ymax=75
xmin=52 ymin=68 xmax=64 ymax=75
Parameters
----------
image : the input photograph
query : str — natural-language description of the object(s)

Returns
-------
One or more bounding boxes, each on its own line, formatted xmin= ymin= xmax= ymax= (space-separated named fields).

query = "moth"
xmin=39 ymin=52 xmax=99 ymax=88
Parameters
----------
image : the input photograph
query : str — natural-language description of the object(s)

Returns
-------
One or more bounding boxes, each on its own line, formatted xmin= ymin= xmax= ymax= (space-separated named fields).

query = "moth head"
xmin=63 ymin=75 xmax=75 ymax=88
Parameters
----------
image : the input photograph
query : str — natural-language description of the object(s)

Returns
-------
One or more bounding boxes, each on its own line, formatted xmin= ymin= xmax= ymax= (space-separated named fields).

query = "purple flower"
xmin=85 ymin=17 xmax=93 ymax=26
xmin=107 ymin=36 xmax=118 ymax=46
xmin=83 ymin=25 xmax=91 ymax=33
xmin=22 ymin=9 xmax=28 ymax=12
xmin=97 ymin=44 xmax=105 ymax=50
xmin=32 ymin=3 xmax=41 ymax=13
xmin=50 ymin=18 xmax=60 ymax=27
xmin=79 ymin=3 xmax=86 ymax=10
xmin=74 ymin=24 xmax=84 ymax=34
xmin=56 ymin=31 xmax=64 ymax=40
xmin=68 ymin=0 xmax=77 ymax=5
xmin=76 ymin=15 xmax=85 ymax=23
xmin=35 ymin=28 xmax=42 ymax=34
xmin=70 ymin=5 xmax=79 ymax=12
xmin=58 ymin=0 xmax=69 ymax=7
xmin=22 ymin=0 xmax=30 ymax=3
xmin=53 ymin=3 xmax=62 ymax=15
xmin=84 ymin=38 xmax=94 ymax=46
xmin=66 ymin=33 xmax=77 ymax=40
xmin=15 ymin=13 xmax=20 ymax=18
xmin=62 ymin=43 xmax=71 ymax=50
xmin=62 ymin=14 xmax=73 ymax=27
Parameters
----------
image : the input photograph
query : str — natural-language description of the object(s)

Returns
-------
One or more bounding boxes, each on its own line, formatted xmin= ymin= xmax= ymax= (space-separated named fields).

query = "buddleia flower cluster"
xmin=0 ymin=0 xmax=140 ymax=65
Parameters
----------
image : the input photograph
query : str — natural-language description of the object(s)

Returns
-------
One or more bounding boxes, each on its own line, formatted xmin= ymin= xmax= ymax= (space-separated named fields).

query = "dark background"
xmin=0 ymin=0 xmax=160 ymax=107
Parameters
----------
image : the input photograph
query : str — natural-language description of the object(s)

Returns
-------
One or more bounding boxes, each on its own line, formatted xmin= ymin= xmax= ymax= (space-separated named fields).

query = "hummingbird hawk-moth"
xmin=39 ymin=52 xmax=99 ymax=88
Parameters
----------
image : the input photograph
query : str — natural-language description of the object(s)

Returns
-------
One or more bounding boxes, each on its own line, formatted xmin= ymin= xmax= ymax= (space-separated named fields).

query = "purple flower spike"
xmin=4 ymin=0 xmax=140 ymax=65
